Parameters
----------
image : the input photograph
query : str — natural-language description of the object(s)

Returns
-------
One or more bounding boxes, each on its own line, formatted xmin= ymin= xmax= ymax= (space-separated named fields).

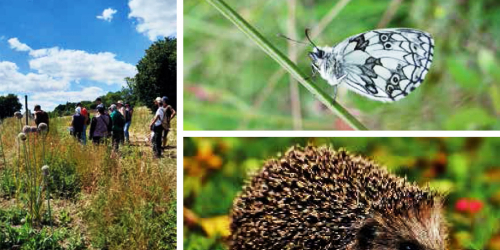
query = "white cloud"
xmin=28 ymin=47 xmax=137 ymax=85
xmin=27 ymin=86 xmax=107 ymax=111
xmin=1 ymin=39 xmax=136 ymax=106
xmin=128 ymin=0 xmax=176 ymax=41
xmin=97 ymin=8 xmax=118 ymax=22
xmin=8 ymin=38 xmax=32 ymax=51
xmin=0 ymin=61 xmax=68 ymax=92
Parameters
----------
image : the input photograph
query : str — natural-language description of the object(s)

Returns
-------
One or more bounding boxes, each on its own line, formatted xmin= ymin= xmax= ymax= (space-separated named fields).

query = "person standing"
xmin=149 ymin=97 xmax=164 ymax=158
xmin=110 ymin=104 xmax=125 ymax=151
xmin=77 ymin=103 xmax=89 ymax=145
xmin=71 ymin=107 xmax=85 ymax=142
xmin=161 ymin=96 xmax=176 ymax=149
xmin=117 ymin=100 xmax=125 ymax=116
xmin=89 ymin=106 xmax=111 ymax=145
xmin=116 ymin=100 xmax=126 ymax=143
xmin=95 ymin=97 xmax=104 ymax=109
xmin=33 ymin=105 xmax=50 ymax=132
xmin=123 ymin=103 xmax=133 ymax=143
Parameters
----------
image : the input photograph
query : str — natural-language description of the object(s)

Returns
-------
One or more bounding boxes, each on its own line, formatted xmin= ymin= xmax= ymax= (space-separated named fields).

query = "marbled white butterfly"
xmin=308 ymin=28 xmax=434 ymax=102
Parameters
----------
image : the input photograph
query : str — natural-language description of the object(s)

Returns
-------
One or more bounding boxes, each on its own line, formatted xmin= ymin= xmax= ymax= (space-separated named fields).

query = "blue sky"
xmin=0 ymin=0 xmax=176 ymax=111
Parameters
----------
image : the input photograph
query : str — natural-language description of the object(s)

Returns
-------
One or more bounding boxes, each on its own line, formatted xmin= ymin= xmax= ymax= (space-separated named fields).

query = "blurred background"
xmin=184 ymin=0 xmax=500 ymax=130
xmin=183 ymin=137 xmax=500 ymax=250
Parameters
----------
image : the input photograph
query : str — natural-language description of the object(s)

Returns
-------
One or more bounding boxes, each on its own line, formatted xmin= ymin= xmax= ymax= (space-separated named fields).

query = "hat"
xmin=155 ymin=97 xmax=162 ymax=103
xmin=162 ymin=96 xmax=168 ymax=103
xmin=117 ymin=100 xmax=123 ymax=105
xmin=109 ymin=104 xmax=117 ymax=111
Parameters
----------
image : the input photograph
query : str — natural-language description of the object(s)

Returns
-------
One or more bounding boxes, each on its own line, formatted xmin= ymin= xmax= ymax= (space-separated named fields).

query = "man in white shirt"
xmin=149 ymin=97 xmax=164 ymax=158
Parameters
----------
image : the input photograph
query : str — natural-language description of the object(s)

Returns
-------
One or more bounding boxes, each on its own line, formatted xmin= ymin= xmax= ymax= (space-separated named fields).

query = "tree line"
xmin=0 ymin=37 xmax=176 ymax=119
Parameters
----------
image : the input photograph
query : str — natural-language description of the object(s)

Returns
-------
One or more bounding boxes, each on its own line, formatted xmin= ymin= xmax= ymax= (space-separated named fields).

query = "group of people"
xmin=70 ymin=98 xmax=133 ymax=150
xmin=32 ymin=96 xmax=175 ymax=157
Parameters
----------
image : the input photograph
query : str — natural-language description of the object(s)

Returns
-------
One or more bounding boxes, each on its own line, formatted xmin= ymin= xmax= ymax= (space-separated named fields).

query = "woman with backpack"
xmin=89 ymin=106 xmax=111 ymax=145
xmin=110 ymin=104 xmax=125 ymax=151
xmin=161 ymin=96 xmax=176 ymax=150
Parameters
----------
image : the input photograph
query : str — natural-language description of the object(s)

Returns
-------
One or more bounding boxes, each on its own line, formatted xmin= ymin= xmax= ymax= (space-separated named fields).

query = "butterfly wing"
xmin=333 ymin=28 xmax=434 ymax=102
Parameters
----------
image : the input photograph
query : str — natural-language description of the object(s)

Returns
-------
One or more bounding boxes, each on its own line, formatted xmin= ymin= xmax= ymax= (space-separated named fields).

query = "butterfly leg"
xmin=332 ymin=85 xmax=338 ymax=102
xmin=310 ymin=65 xmax=317 ymax=81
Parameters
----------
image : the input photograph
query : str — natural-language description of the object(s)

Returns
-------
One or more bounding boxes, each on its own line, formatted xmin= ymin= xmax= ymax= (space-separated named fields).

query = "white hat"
xmin=155 ymin=97 xmax=162 ymax=103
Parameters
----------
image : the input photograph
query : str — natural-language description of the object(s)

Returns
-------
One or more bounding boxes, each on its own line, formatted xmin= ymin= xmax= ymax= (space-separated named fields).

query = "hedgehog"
xmin=230 ymin=145 xmax=447 ymax=250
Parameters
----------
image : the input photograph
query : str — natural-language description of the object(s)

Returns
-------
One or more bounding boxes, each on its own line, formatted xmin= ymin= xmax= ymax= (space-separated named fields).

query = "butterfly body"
xmin=309 ymin=28 xmax=434 ymax=102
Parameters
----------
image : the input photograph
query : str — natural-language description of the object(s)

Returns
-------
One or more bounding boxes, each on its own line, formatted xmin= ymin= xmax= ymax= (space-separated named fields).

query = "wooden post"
xmin=25 ymin=95 xmax=28 ymax=125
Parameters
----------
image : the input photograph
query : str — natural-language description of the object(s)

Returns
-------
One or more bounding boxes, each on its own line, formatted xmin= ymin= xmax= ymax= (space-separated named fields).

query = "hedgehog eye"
xmin=357 ymin=221 xmax=378 ymax=249
xmin=399 ymin=241 xmax=421 ymax=250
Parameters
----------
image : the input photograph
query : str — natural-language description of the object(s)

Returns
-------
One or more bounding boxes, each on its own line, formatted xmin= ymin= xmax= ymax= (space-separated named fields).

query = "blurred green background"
xmin=184 ymin=0 xmax=500 ymax=130
xmin=183 ymin=137 xmax=500 ymax=250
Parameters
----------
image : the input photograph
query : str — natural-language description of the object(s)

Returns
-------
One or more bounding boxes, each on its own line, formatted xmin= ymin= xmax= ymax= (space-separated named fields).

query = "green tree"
xmin=0 ymin=94 xmax=22 ymax=119
xmin=133 ymin=37 xmax=177 ymax=111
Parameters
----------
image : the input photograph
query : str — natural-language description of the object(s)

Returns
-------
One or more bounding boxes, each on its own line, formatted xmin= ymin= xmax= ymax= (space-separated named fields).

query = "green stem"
xmin=46 ymin=176 xmax=52 ymax=228
xmin=22 ymin=141 xmax=33 ymax=225
xmin=205 ymin=0 xmax=368 ymax=130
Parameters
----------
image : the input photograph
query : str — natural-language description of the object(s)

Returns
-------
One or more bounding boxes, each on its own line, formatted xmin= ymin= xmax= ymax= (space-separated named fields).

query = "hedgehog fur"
xmin=230 ymin=145 xmax=447 ymax=250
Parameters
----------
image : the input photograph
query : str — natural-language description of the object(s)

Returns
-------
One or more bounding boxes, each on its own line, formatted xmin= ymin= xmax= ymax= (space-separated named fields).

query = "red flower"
xmin=455 ymin=198 xmax=469 ymax=212
xmin=468 ymin=200 xmax=483 ymax=213
xmin=455 ymin=198 xmax=484 ymax=214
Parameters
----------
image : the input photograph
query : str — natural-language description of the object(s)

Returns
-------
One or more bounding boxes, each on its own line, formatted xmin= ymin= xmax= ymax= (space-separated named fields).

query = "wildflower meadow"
xmin=0 ymin=107 xmax=177 ymax=249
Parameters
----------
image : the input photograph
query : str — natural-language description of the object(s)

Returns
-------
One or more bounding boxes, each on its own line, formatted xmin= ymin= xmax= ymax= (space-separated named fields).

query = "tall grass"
xmin=0 ymin=106 xmax=177 ymax=249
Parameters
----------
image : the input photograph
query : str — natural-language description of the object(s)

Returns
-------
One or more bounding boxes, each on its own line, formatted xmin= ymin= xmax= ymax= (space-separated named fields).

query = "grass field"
xmin=184 ymin=137 xmax=500 ymax=250
xmin=0 ymin=107 xmax=177 ymax=250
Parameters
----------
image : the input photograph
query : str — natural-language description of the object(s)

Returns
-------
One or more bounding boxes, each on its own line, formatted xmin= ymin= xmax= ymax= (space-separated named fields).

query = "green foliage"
xmin=185 ymin=0 xmax=500 ymax=130
xmin=0 ymin=208 xmax=86 ymax=250
xmin=44 ymin=155 xmax=81 ymax=199
xmin=0 ymin=167 xmax=16 ymax=198
xmin=132 ymin=37 xmax=177 ymax=111
xmin=84 ymin=191 xmax=177 ymax=249
xmin=0 ymin=94 xmax=22 ymax=120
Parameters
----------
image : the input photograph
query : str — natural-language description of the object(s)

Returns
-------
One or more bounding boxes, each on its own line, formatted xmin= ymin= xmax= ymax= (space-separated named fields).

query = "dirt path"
xmin=127 ymin=130 xmax=177 ymax=159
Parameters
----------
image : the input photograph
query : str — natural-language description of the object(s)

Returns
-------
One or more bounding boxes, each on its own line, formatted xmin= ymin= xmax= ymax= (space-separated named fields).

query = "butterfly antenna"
xmin=305 ymin=29 xmax=320 ymax=50
xmin=276 ymin=34 xmax=309 ymax=45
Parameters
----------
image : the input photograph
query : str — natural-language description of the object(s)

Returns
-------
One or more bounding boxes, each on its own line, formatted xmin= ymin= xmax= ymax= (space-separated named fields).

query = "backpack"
xmin=161 ymin=107 xmax=169 ymax=130
xmin=114 ymin=111 xmax=125 ymax=129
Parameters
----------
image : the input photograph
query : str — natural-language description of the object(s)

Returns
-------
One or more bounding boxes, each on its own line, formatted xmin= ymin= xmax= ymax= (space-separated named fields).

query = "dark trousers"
xmin=162 ymin=128 xmax=169 ymax=148
xmin=112 ymin=130 xmax=124 ymax=150
xmin=153 ymin=125 xmax=163 ymax=157
xmin=73 ymin=131 xmax=82 ymax=142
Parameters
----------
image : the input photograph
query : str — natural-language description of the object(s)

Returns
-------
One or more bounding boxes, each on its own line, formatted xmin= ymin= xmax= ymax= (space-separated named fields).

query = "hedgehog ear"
xmin=356 ymin=219 xmax=379 ymax=250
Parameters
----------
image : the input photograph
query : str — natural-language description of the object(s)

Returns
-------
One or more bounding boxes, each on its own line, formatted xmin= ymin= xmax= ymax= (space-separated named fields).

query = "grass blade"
xmin=205 ymin=0 xmax=368 ymax=130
